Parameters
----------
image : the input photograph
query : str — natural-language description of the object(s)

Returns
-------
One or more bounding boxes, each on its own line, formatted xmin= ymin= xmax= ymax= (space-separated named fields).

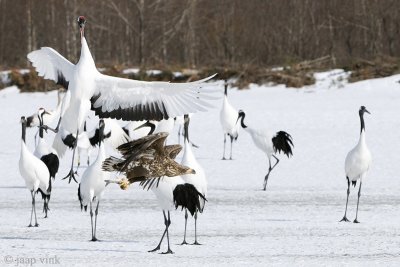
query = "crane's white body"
xmin=220 ymin=95 xmax=239 ymax=139
xmin=19 ymin=142 xmax=49 ymax=193
xmin=34 ymin=136 xmax=58 ymax=159
xmin=345 ymin=131 xmax=371 ymax=182
xmin=244 ymin=127 xmax=274 ymax=159
xmin=180 ymin=139 xmax=207 ymax=210
xmin=151 ymin=176 xmax=184 ymax=211
xmin=79 ymin=143 xmax=108 ymax=206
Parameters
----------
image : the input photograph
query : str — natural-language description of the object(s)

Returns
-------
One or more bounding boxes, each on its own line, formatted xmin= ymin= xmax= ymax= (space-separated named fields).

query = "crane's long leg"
xmin=93 ymin=201 xmax=100 ymax=241
xmin=62 ymin=128 xmax=79 ymax=183
xmin=43 ymin=196 xmax=49 ymax=218
xmin=162 ymin=211 xmax=173 ymax=254
xmin=89 ymin=201 xmax=96 ymax=241
xmin=340 ymin=177 xmax=351 ymax=222
xmin=193 ymin=211 xmax=201 ymax=245
xmin=32 ymin=191 xmax=39 ymax=227
xmin=229 ymin=135 xmax=234 ymax=160
xmin=222 ymin=134 xmax=227 ymax=160
xmin=181 ymin=209 xmax=188 ymax=245
xmin=263 ymin=155 xmax=280 ymax=190
xmin=28 ymin=190 xmax=34 ymax=227
xmin=353 ymin=181 xmax=362 ymax=223
xmin=149 ymin=211 xmax=169 ymax=253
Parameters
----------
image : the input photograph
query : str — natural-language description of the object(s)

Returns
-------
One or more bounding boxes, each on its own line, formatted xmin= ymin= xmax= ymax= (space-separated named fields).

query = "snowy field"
xmin=1 ymin=71 xmax=400 ymax=266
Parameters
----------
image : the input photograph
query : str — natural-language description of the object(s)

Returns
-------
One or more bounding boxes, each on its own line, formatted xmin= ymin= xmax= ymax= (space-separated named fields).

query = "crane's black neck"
xmin=359 ymin=110 xmax=365 ymax=134
xmin=239 ymin=113 xmax=247 ymax=128
xmin=183 ymin=114 xmax=190 ymax=142
xmin=84 ymin=121 xmax=87 ymax=132
xmin=224 ymin=80 xmax=228 ymax=96
xmin=146 ymin=121 xmax=156 ymax=135
xmin=38 ymin=114 xmax=44 ymax=139
xmin=21 ymin=120 xmax=26 ymax=143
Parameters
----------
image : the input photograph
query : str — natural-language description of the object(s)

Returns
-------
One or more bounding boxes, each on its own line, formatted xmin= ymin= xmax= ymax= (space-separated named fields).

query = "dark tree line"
xmin=1 ymin=0 xmax=400 ymax=69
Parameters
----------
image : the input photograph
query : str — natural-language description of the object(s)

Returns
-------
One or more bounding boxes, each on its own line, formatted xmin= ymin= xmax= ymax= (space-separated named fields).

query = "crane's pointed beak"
xmin=365 ymin=109 xmax=371 ymax=115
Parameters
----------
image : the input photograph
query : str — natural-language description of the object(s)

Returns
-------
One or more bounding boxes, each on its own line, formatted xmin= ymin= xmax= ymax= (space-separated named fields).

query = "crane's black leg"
xmin=229 ymin=135 xmax=234 ymax=160
xmin=32 ymin=191 xmax=39 ymax=227
xmin=93 ymin=201 xmax=100 ymax=241
xmin=43 ymin=196 xmax=48 ymax=218
xmin=28 ymin=190 xmax=34 ymax=227
xmin=149 ymin=211 xmax=168 ymax=253
xmin=181 ymin=209 xmax=188 ymax=245
xmin=89 ymin=201 xmax=96 ymax=241
xmin=263 ymin=155 xmax=280 ymax=190
xmin=222 ymin=134 xmax=227 ymax=160
xmin=353 ymin=181 xmax=362 ymax=223
xmin=162 ymin=211 xmax=174 ymax=254
xmin=193 ymin=211 xmax=201 ymax=245
xmin=62 ymin=128 xmax=79 ymax=183
xmin=340 ymin=177 xmax=351 ymax=222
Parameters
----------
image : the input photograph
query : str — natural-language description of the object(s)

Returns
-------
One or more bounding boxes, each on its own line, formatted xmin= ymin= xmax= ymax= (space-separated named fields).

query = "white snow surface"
xmin=1 ymin=72 xmax=400 ymax=266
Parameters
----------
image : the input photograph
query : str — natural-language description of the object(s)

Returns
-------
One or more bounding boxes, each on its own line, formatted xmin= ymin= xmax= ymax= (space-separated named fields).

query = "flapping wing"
xmin=164 ymin=145 xmax=182 ymax=159
xmin=27 ymin=47 xmax=74 ymax=89
xmin=91 ymin=73 xmax=218 ymax=121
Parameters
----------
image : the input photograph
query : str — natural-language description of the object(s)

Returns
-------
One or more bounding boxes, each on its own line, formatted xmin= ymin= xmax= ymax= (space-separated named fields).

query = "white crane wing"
xmin=27 ymin=47 xmax=74 ymax=89
xmin=91 ymin=73 xmax=219 ymax=121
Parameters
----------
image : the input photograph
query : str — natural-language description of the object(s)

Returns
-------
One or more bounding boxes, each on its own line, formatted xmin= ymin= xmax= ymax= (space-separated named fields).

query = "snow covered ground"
xmin=1 ymin=72 xmax=400 ymax=266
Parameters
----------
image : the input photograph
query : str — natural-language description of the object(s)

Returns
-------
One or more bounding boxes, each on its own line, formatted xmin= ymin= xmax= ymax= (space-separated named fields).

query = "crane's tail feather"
xmin=173 ymin=183 xmax=207 ymax=216
xmin=272 ymin=131 xmax=293 ymax=157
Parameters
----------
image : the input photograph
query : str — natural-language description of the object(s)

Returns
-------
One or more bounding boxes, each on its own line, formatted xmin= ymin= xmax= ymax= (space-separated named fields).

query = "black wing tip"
xmin=91 ymin=94 xmax=169 ymax=122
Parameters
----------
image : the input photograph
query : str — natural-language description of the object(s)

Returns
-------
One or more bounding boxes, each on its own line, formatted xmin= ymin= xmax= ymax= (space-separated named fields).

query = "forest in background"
xmin=1 ymin=0 xmax=400 ymax=89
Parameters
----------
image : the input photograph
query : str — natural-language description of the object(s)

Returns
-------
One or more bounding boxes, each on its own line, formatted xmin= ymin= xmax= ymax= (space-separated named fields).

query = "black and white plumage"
xmin=28 ymin=16 xmax=218 ymax=183
xmin=78 ymin=119 xmax=109 ymax=241
xmin=220 ymin=81 xmax=239 ymax=160
xmin=179 ymin=114 xmax=207 ymax=245
xmin=340 ymin=106 xmax=372 ymax=223
xmin=148 ymin=178 xmax=205 ymax=254
xmin=33 ymin=108 xmax=59 ymax=217
xmin=19 ymin=117 xmax=50 ymax=227
xmin=236 ymin=110 xmax=293 ymax=190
